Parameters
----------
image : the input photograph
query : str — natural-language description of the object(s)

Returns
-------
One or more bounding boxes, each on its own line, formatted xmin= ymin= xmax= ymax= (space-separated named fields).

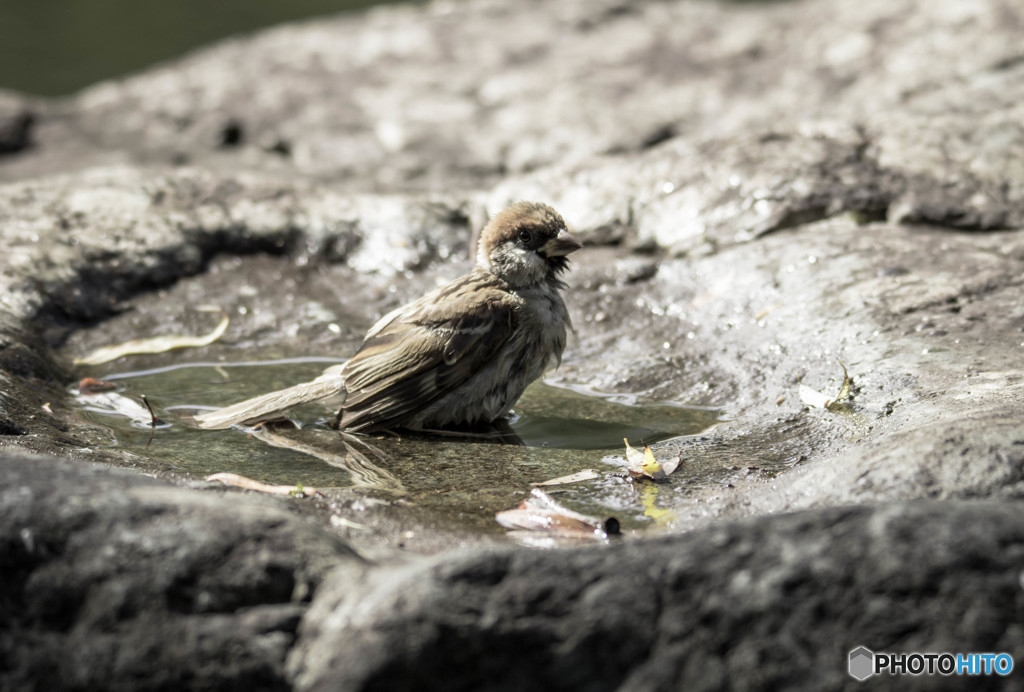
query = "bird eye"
xmin=518 ymin=230 xmax=532 ymax=244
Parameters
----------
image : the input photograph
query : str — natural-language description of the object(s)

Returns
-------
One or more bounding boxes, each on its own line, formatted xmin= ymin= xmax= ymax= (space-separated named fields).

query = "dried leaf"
xmin=75 ymin=314 xmax=229 ymax=365
xmin=830 ymin=361 xmax=852 ymax=408
xmin=532 ymin=469 xmax=600 ymax=487
xmin=78 ymin=377 xmax=118 ymax=394
xmin=496 ymin=488 xmax=619 ymax=540
xmin=624 ymin=437 xmax=647 ymax=468
xmin=75 ymin=390 xmax=165 ymax=427
xmin=799 ymin=360 xmax=852 ymax=411
xmin=755 ymin=303 xmax=783 ymax=322
xmin=623 ymin=438 xmax=680 ymax=481
xmin=798 ymin=384 xmax=832 ymax=409
xmin=659 ymin=455 xmax=681 ymax=477
xmin=206 ymin=472 xmax=320 ymax=497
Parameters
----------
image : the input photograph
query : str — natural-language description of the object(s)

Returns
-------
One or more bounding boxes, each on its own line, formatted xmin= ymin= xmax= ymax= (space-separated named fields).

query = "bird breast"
xmin=410 ymin=280 xmax=569 ymax=429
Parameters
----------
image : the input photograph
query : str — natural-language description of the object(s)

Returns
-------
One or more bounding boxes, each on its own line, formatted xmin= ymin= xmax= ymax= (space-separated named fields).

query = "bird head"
xmin=476 ymin=202 xmax=583 ymax=288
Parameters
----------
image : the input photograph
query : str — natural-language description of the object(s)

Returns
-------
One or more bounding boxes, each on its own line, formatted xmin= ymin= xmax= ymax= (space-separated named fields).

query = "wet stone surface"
xmin=2 ymin=0 xmax=1024 ymax=689
xmin=63 ymin=251 xmax=725 ymax=552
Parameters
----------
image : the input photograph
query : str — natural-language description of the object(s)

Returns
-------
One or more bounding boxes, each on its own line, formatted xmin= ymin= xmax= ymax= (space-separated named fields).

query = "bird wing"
xmin=338 ymin=276 xmax=516 ymax=431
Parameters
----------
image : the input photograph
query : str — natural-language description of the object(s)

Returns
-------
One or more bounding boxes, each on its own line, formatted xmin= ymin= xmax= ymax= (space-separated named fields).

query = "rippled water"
xmin=71 ymin=358 xmax=723 ymax=536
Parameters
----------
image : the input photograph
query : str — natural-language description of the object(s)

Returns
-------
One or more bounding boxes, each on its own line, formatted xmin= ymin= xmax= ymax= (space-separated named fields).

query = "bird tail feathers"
xmin=194 ymin=366 xmax=345 ymax=429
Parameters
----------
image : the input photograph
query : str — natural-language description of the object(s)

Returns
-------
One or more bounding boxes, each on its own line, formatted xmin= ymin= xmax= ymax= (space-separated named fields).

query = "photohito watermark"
xmin=849 ymin=647 xmax=1014 ymax=681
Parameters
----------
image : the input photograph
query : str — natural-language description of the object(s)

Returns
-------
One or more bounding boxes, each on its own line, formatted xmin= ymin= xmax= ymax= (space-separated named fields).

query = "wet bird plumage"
xmin=194 ymin=201 xmax=581 ymax=433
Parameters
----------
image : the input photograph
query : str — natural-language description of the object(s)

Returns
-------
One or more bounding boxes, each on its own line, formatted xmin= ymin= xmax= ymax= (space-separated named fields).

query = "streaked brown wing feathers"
xmin=339 ymin=275 xmax=514 ymax=431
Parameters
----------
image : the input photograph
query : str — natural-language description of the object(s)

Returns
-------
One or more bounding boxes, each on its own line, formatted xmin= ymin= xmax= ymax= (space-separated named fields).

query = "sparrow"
xmin=195 ymin=201 xmax=582 ymax=433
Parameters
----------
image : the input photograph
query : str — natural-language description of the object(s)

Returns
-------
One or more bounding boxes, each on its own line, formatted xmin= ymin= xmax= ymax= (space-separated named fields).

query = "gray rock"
xmin=0 ymin=90 xmax=36 ymax=155
xmin=0 ymin=166 xmax=473 ymax=325
xmin=0 ymin=0 xmax=1022 ymax=689
xmin=288 ymin=500 xmax=1024 ymax=691
xmin=4 ymin=0 xmax=1023 ymax=210
xmin=0 ymin=452 xmax=359 ymax=691
xmin=564 ymin=216 xmax=1024 ymax=525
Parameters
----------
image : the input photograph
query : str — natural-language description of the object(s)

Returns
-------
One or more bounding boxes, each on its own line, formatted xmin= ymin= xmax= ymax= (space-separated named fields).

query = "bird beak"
xmin=541 ymin=229 xmax=583 ymax=257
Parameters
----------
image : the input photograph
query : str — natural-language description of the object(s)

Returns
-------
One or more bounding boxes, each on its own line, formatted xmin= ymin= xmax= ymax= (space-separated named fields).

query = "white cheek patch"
xmin=491 ymin=244 xmax=528 ymax=265
xmin=489 ymin=243 xmax=547 ymax=287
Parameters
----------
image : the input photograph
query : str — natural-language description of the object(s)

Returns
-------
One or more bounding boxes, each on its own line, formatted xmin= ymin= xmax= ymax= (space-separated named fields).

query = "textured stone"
xmin=0 ymin=0 xmax=1022 ymax=689
xmin=0 ymin=452 xmax=359 ymax=691
xmin=288 ymin=501 xmax=1024 ymax=692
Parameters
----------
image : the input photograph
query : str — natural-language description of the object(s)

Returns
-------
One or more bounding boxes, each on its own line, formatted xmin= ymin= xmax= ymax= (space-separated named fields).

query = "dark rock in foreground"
xmin=0 ymin=453 xmax=359 ymax=691
xmin=289 ymin=500 xmax=1024 ymax=692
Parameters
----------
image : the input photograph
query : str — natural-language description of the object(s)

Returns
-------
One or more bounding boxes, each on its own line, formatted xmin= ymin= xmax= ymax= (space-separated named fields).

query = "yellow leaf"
xmin=624 ymin=438 xmax=681 ymax=481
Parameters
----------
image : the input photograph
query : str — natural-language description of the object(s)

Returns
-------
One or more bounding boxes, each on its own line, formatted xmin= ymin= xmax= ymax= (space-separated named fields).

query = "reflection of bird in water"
xmin=249 ymin=427 xmax=406 ymax=494
xmin=195 ymin=202 xmax=582 ymax=433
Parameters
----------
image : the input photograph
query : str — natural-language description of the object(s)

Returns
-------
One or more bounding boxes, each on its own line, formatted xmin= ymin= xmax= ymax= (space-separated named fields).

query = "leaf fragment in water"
xmin=206 ymin=472 xmax=320 ymax=497
xmin=531 ymin=469 xmax=600 ymax=487
xmin=496 ymin=488 xmax=619 ymax=540
xmin=73 ymin=389 xmax=167 ymax=428
xmin=74 ymin=314 xmax=229 ymax=365
xmin=798 ymin=360 xmax=852 ymax=411
xmin=624 ymin=438 xmax=680 ymax=481
xmin=78 ymin=377 xmax=118 ymax=394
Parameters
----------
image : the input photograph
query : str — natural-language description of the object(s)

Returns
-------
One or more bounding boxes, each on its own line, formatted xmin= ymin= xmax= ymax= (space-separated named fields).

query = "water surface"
xmin=73 ymin=358 xmax=723 ymax=537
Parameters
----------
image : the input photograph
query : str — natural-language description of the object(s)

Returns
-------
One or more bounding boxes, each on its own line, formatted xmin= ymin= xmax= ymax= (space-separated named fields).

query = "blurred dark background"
xmin=0 ymin=0 xmax=405 ymax=97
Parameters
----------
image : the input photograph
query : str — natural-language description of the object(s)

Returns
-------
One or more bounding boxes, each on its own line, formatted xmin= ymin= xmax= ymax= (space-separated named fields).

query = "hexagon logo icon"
xmin=849 ymin=646 xmax=875 ymax=681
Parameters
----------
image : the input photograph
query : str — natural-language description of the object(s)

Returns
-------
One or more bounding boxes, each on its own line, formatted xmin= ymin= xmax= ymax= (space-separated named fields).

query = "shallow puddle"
xmin=71 ymin=357 xmax=723 ymax=538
